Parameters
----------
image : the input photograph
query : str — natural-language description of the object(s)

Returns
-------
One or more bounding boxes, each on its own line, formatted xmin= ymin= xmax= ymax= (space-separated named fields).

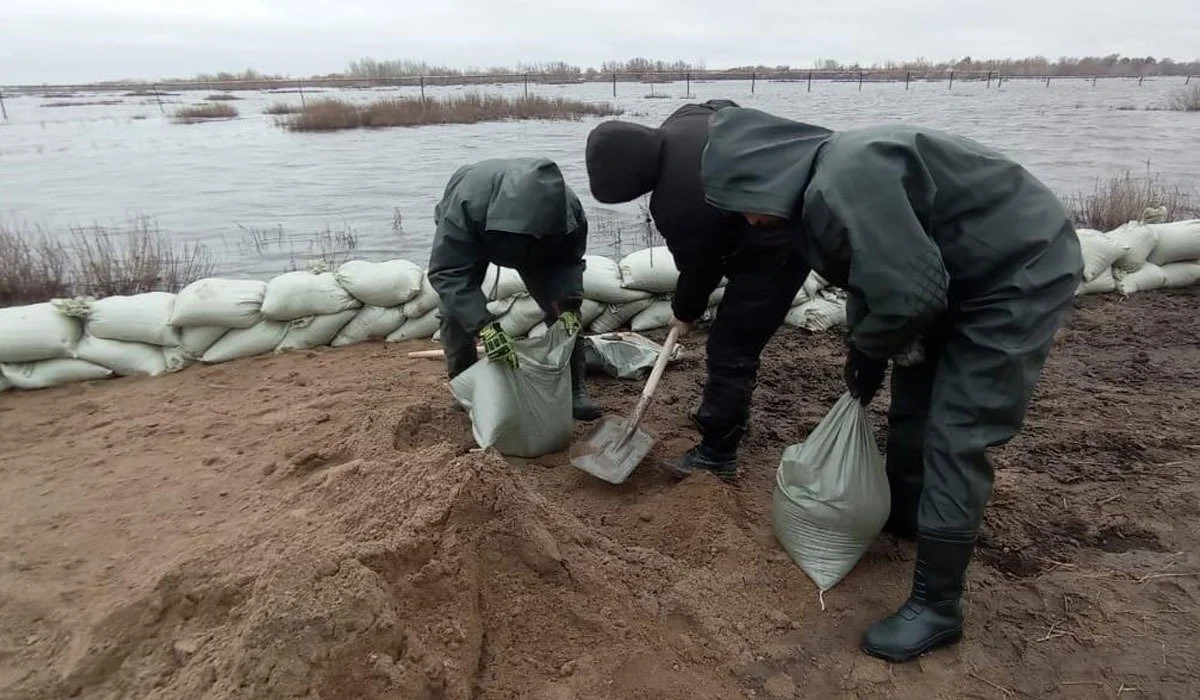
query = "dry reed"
xmin=173 ymin=102 xmax=238 ymax=123
xmin=1165 ymin=84 xmax=1200 ymax=112
xmin=1068 ymin=172 xmax=1199 ymax=231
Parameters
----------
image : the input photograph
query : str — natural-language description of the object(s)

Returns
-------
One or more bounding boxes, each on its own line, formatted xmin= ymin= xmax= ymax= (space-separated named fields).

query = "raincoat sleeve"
xmin=809 ymin=144 xmax=949 ymax=360
xmin=543 ymin=213 xmax=588 ymax=312
xmin=428 ymin=200 xmax=492 ymax=337
xmin=669 ymin=242 xmax=724 ymax=323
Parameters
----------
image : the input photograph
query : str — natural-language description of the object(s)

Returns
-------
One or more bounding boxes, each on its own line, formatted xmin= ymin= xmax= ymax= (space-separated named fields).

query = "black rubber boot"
xmin=861 ymin=534 xmax=973 ymax=663
xmin=570 ymin=341 xmax=602 ymax=422
xmin=663 ymin=442 xmax=740 ymax=482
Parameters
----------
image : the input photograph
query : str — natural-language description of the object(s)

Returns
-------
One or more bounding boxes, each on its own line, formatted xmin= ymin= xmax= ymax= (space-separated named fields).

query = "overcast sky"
xmin=3 ymin=0 xmax=1196 ymax=84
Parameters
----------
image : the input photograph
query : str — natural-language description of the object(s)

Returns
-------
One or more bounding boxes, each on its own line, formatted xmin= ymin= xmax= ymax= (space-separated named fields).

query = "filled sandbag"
xmin=334 ymin=259 xmax=424 ymax=307
xmin=402 ymin=274 xmax=440 ymax=318
xmin=85 ymin=292 xmax=181 ymax=347
xmin=0 ymin=302 xmax=83 ymax=363
xmin=582 ymin=254 xmax=652 ymax=303
xmin=201 ymin=320 xmax=290 ymax=364
xmin=1160 ymin=261 xmax=1200 ymax=288
xmin=773 ymin=392 xmax=890 ymax=594
xmin=260 ymin=271 xmax=362 ymax=321
xmin=171 ymin=278 xmax=267 ymax=329
xmin=1107 ymin=222 xmax=1159 ymax=272
xmin=450 ymin=324 xmax=575 ymax=458
xmin=275 ymin=310 xmax=358 ymax=352
xmin=331 ymin=306 xmax=407 ymax=347
xmin=785 ymin=296 xmax=847 ymax=332
xmin=1116 ymin=263 xmax=1168 ymax=295
xmin=482 ymin=265 xmax=527 ymax=300
xmin=74 ymin=335 xmax=168 ymax=377
xmin=1 ymin=358 xmax=114 ymax=390
xmin=630 ymin=298 xmax=675 ymax=332
xmin=1146 ymin=220 xmax=1200 ymax=266
xmin=583 ymin=331 xmax=685 ymax=380
xmin=618 ymin=247 xmax=679 ymax=293
xmin=496 ymin=296 xmax=548 ymax=338
xmin=385 ymin=310 xmax=440 ymax=342
xmin=1075 ymin=267 xmax=1116 ymax=296
xmin=162 ymin=345 xmax=194 ymax=373
xmin=1076 ymin=228 xmax=1126 ymax=282
xmin=527 ymin=299 xmax=604 ymax=339
xmin=179 ymin=326 xmax=228 ymax=358
xmin=591 ymin=298 xmax=655 ymax=334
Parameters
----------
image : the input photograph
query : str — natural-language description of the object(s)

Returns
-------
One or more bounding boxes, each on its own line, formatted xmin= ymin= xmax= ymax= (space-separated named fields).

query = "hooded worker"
xmin=585 ymin=100 xmax=809 ymax=481
xmin=427 ymin=157 xmax=602 ymax=421
xmin=700 ymin=107 xmax=1083 ymax=663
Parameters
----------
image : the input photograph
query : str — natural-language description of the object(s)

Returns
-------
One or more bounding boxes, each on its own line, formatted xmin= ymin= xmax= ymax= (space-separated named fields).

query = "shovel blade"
xmin=569 ymin=416 xmax=656 ymax=485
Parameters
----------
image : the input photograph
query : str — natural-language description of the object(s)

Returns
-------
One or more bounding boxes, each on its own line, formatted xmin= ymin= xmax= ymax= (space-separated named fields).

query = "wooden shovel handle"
xmin=623 ymin=325 xmax=681 ymax=434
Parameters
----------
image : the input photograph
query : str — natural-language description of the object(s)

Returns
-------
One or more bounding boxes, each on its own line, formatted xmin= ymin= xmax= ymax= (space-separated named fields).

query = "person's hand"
xmin=671 ymin=316 xmax=693 ymax=337
xmin=479 ymin=322 xmax=519 ymax=369
xmin=844 ymin=345 xmax=887 ymax=406
xmin=558 ymin=309 xmax=582 ymax=336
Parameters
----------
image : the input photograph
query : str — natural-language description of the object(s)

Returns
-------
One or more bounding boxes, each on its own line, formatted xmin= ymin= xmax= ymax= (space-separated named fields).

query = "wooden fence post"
xmin=807 ymin=71 xmax=813 ymax=92
xmin=905 ymin=71 xmax=910 ymax=90
xmin=948 ymin=71 xmax=954 ymax=90
xmin=0 ymin=88 xmax=7 ymax=120
xmin=523 ymin=74 xmax=528 ymax=98
xmin=686 ymin=72 xmax=691 ymax=98
xmin=420 ymin=76 xmax=426 ymax=102
xmin=612 ymin=73 xmax=616 ymax=98
xmin=153 ymin=85 xmax=164 ymax=113
xmin=297 ymin=81 xmax=306 ymax=107
xmin=751 ymin=72 xmax=756 ymax=94
xmin=987 ymin=70 xmax=993 ymax=88
xmin=858 ymin=71 xmax=863 ymax=91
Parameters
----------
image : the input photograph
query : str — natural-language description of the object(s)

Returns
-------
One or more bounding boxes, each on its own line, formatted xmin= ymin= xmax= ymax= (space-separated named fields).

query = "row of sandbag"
xmin=1076 ymin=219 xmax=1200 ymax=295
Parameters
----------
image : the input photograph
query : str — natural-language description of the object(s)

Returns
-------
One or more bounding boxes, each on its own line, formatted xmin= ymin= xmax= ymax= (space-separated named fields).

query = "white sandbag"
xmin=275 ymin=310 xmax=358 ymax=352
xmin=591 ymin=298 xmax=655 ymax=334
xmin=74 ymin=335 xmax=168 ymax=377
xmin=1106 ymin=222 xmax=1159 ymax=272
xmin=1160 ymin=261 xmax=1200 ymax=288
xmin=772 ymin=392 xmax=890 ymax=593
xmin=179 ymin=326 xmax=228 ymax=358
xmin=162 ymin=345 xmax=194 ymax=373
xmin=486 ymin=296 xmax=518 ymax=317
xmin=803 ymin=271 xmax=828 ymax=298
xmin=260 ymin=271 xmax=362 ymax=321
xmin=583 ymin=331 xmax=685 ymax=380
xmin=0 ymin=374 xmax=9 ymax=392
xmin=331 ymin=306 xmax=406 ymax=347
xmin=495 ymin=296 xmax=546 ymax=338
xmin=0 ymin=302 xmax=82 ymax=363
xmin=385 ymin=310 xmax=440 ymax=342
xmin=1146 ymin=220 xmax=1200 ymax=266
xmin=582 ymin=255 xmax=652 ymax=303
xmin=450 ymin=324 xmax=575 ymax=458
xmin=1075 ymin=267 xmax=1116 ymax=296
xmin=402 ymin=274 xmax=440 ymax=318
xmin=708 ymin=286 xmax=726 ymax=307
xmin=630 ymin=299 xmax=675 ymax=332
xmin=785 ymin=296 xmax=847 ymax=332
xmin=619 ymin=247 xmax=679 ymax=293
xmin=201 ymin=319 xmax=289 ymax=364
xmin=171 ymin=278 xmax=267 ymax=329
xmin=1076 ymin=229 xmax=1126 ymax=282
xmin=334 ymin=259 xmax=424 ymax=307
xmin=85 ymin=292 xmax=181 ymax=347
xmin=1116 ymin=263 xmax=1168 ymax=295
xmin=482 ymin=265 xmax=527 ymax=300
xmin=528 ymin=299 xmax=604 ymax=339
xmin=1 ymin=358 xmax=114 ymax=390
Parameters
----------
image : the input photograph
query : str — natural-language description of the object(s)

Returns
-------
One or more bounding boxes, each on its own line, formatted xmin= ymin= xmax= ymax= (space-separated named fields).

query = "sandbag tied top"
xmin=0 ymin=302 xmax=82 ymax=364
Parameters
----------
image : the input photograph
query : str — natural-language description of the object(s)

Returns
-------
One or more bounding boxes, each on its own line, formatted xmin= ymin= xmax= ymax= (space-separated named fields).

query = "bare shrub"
xmin=1165 ymin=84 xmax=1200 ymax=112
xmin=0 ymin=223 xmax=73 ymax=307
xmin=233 ymin=222 xmax=360 ymax=271
xmin=1067 ymin=172 xmax=1200 ymax=231
xmin=263 ymin=102 xmax=303 ymax=115
xmin=173 ymin=102 xmax=238 ymax=123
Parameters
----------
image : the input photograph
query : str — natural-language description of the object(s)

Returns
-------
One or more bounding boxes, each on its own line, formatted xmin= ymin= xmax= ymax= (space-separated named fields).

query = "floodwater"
xmin=1 ymin=77 xmax=1197 ymax=278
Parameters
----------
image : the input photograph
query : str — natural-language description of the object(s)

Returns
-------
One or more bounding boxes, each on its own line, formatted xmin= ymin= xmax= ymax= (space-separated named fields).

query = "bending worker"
xmin=426 ymin=156 xmax=602 ymax=421
xmin=700 ymin=107 xmax=1082 ymax=663
xmin=584 ymin=100 xmax=809 ymax=481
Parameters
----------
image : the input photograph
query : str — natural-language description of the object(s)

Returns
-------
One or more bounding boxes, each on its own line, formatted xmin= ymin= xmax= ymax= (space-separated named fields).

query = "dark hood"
xmin=483 ymin=157 xmax=575 ymax=236
xmin=584 ymin=120 xmax=664 ymax=203
xmin=700 ymin=107 xmax=834 ymax=220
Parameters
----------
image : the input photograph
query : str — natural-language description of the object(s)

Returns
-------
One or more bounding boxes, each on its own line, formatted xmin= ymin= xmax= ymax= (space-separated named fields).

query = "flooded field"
xmin=1 ymin=77 xmax=1197 ymax=277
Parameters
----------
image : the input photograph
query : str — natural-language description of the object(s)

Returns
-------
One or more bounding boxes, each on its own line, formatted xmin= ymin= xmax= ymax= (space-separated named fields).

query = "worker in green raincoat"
xmin=427 ymin=157 xmax=602 ymax=421
xmin=700 ymin=107 xmax=1083 ymax=662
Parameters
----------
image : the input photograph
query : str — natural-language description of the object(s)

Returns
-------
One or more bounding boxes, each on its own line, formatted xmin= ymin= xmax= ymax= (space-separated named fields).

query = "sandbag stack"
xmin=1076 ymin=219 xmax=1200 ymax=296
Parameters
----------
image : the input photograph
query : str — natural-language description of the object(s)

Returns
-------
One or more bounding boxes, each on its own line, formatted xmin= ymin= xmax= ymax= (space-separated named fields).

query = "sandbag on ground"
xmin=386 ymin=310 xmax=440 ymax=342
xmin=785 ymin=296 xmax=847 ymax=332
xmin=630 ymin=299 xmax=674 ymax=332
xmin=0 ymin=302 xmax=82 ymax=363
xmin=179 ymin=326 xmax=229 ymax=359
xmin=334 ymin=259 xmax=424 ymax=308
xmin=1076 ymin=229 xmax=1126 ymax=283
xmin=332 ymin=306 xmax=407 ymax=347
xmin=260 ymin=271 xmax=362 ymax=321
xmin=583 ymin=332 xmax=685 ymax=380
xmin=1 ymin=358 xmax=114 ymax=390
xmin=85 ymin=292 xmax=181 ymax=347
xmin=482 ymin=265 xmax=527 ymax=301
xmin=74 ymin=335 xmax=169 ymax=377
xmin=1146 ymin=220 xmax=1200 ymax=266
xmin=276 ymin=310 xmax=358 ymax=352
xmin=201 ymin=320 xmax=290 ymax=364
xmin=1117 ymin=263 xmax=1168 ymax=295
xmin=496 ymin=297 xmax=549 ymax=338
xmin=171 ymin=278 xmax=267 ymax=329
xmin=582 ymin=255 xmax=652 ymax=304
xmin=619 ymin=247 xmax=679 ymax=294
xmin=402 ymin=274 xmax=440 ymax=318
xmin=1107 ymin=223 xmax=1159 ymax=272
xmin=1076 ymin=267 xmax=1116 ymax=296
xmin=591 ymin=298 xmax=655 ymax=334
xmin=1160 ymin=261 xmax=1200 ymax=288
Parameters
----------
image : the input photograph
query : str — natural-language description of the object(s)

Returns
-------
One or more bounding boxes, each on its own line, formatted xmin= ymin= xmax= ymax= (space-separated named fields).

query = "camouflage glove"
xmin=557 ymin=309 xmax=582 ymax=336
xmin=479 ymin=322 xmax=518 ymax=369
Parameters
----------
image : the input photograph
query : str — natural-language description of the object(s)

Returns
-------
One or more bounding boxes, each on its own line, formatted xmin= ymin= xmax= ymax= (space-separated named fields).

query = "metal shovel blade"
xmin=569 ymin=416 xmax=656 ymax=485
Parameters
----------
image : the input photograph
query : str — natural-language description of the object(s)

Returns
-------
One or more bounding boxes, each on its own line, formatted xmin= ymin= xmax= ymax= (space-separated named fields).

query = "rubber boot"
xmin=663 ymin=442 xmax=740 ymax=481
xmin=570 ymin=341 xmax=602 ymax=422
xmin=861 ymin=534 xmax=973 ymax=663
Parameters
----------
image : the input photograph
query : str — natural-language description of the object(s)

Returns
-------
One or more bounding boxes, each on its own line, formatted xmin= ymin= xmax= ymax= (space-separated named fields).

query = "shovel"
xmin=569 ymin=325 xmax=681 ymax=484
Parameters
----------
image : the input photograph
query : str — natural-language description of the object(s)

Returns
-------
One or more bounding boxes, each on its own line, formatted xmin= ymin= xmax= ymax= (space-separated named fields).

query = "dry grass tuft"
xmin=1165 ymin=84 xmax=1200 ymax=112
xmin=1067 ymin=172 xmax=1200 ymax=231
xmin=173 ymin=102 xmax=238 ymax=123
xmin=263 ymin=102 xmax=303 ymax=115
xmin=278 ymin=93 xmax=622 ymax=132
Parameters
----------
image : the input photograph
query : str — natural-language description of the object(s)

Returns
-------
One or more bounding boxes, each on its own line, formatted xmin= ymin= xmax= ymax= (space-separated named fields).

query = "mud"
xmin=1 ymin=288 xmax=1198 ymax=699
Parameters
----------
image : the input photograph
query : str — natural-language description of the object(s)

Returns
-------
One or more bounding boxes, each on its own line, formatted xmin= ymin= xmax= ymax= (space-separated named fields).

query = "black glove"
xmin=844 ymin=345 xmax=888 ymax=406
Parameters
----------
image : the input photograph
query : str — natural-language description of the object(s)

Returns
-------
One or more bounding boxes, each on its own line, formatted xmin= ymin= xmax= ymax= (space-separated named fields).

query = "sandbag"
xmin=1107 ymin=223 xmax=1159 ymax=272
xmin=582 ymin=255 xmax=651 ymax=303
xmin=482 ymin=265 xmax=527 ymax=300
xmin=785 ymin=296 xmax=847 ymax=332
xmin=85 ymin=292 xmax=181 ymax=346
xmin=1 ymin=358 xmax=114 ymax=390
xmin=1075 ymin=267 xmax=1116 ymax=296
xmin=201 ymin=319 xmax=290 ymax=364
xmin=619 ymin=247 xmax=679 ymax=293
xmin=74 ymin=335 xmax=168 ymax=377
xmin=179 ymin=326 xmax=228 ymax=358
xmin=1116 ymin=263 xmax=1168 ymax=295
xmin=162 ymin=345 xmax=194 ymax=373
xmin=402 ymin=274 xmax=440 ymax=318
xmin=260 ymin=271 xmax=362 ymax=321
xmin=0 ymin=374 xmax=9 ymax=392
xmin=496 ymin=296 xmax=547 ymax=338
xmin=1160 ymin=261 xmax=1200 ymax=288
xmin=335 ymin=259 xmax=424 ymax=307
xmin=171 ymin=278 xmax=267 ymax=329
xmin=591 ymin=298 xmax=655 ymax=334
xmin=1076 ymin=229 xmax=1126 ymax=282
xmin=331 ymin=306 xmax=407 ymax=347
xmin=527 ymin=299 xmax=604 ymax=339
xmin=583 ymin=331 xmax=685 ymax=380
xmin=630 ymin=298 xmax=674 ymax=332
xmin=385 ymin=310 xmax=440 ymax=342
xmin=0 ymin=302 xmax=82 ymax=363
xmin=275 ymin=310 xmax=358 ymax=352
xmin=772 ymin=392 xmax=890 ymax=594
xmin=1146 ymin=220 xmax=1200 ymax=266
xmin=450 ymin=324 xmax=575 ymax=458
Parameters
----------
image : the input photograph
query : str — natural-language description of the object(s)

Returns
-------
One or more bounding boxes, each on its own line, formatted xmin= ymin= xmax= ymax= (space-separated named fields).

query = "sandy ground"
xmin=1 ymin=288 xmax=1198 ymax=699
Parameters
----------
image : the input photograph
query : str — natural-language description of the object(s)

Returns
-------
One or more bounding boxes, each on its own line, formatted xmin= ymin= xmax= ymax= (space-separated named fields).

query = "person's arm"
xmin=670 ymin=244 xmax=725 ymax=323
xmin=427 ymin=198 xmax=491 ymax=336
xmin=809 ymin=141 xmax=949 ymax=360
xmin=540 ymin=208 xmax=588 ymax=314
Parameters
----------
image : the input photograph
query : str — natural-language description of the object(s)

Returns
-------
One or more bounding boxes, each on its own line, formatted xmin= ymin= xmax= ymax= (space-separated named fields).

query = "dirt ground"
xmin=1 ymin=288 xmax=1198 ymax=700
